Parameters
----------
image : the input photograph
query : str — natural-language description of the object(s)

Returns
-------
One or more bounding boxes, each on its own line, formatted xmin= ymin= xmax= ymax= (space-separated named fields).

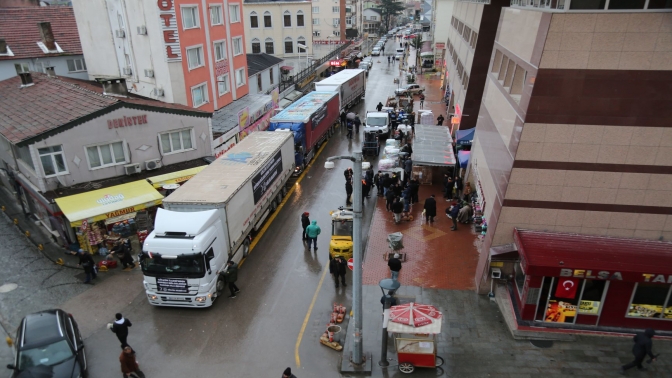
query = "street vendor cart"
xmin=388 ymin=303 xmax=444 ymax=374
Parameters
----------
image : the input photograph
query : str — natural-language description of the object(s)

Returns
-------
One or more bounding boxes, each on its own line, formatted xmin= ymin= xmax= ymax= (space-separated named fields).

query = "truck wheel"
xmin=282 ymin=186 xmax=288 ymax=197
xmin=271 ymin=197 xmax=278 ymax=212
xmin=216 ymin=277 xmax=226 ymax=298
xmin=242 ymin=239 xmax=250 ymax=257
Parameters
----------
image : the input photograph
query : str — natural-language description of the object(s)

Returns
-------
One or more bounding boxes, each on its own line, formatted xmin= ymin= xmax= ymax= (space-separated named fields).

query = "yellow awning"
xmin=147 ymin=166 xmax=207 ymax=189
xmin=55 ymin=180 xmax=163 ymax=227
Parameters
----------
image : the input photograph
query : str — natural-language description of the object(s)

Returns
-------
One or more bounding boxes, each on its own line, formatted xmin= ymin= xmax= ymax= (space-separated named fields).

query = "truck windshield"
xmin=140 ymin=253 xmax=206 ymax=278
xmin=333 ymin=220 xmax=353 ymax=236
xmin=367 ymin=117 xmax=387 ymax=126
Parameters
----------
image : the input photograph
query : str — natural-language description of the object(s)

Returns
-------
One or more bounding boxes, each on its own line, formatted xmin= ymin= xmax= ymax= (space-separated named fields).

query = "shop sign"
xmin=579 ymin=300 xmax=600 ymax=315
xmin=214 ymin=136 xmax=237 ymax=158
xmin=157 ymin=0 xmax=181 ymax=61
xmin=97 ymin=194 xmax=125 ymax=206
xmin=238 ymin=107 xmax=250 ymax=129
xmin=107 ymin=114 xmax=148 ymax=129
xmin=239 ymin=112 xmax=273 ymax=140
xmin=560 ymin=269 xmax=623 ymax=280
xmin=106 ymin=206 xmax=136 ymax=219
xmin=435 ymin=42 xmax=445 ymax=49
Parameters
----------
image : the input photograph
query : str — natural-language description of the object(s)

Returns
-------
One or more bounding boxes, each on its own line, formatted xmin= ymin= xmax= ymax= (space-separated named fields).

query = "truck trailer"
xmin=268 ymin=91 xmax=339 ymax=175
xmin=314 ymin=69 xmax=366 ymax=112
xmin=141 ymin=132 xmax=295 ymax=307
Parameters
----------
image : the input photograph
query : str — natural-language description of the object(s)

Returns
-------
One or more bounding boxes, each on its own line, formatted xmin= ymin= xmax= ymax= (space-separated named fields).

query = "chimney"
xmin=18 ymin=72 xmax=34 ymax=87
xmin=38 ymin=22 xmax=56 ymax=51
xmin=100 ymin=78 xmax=128 ymax=97
xmin=0 ymin=40 xmax=6 ymax=55
xmin=45 ymin=66 xmax=55 ymax=77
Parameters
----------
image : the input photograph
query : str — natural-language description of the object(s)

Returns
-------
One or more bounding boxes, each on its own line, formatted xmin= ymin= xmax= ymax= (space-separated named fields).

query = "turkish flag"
xmin=555 ymin=278 xmax=579 ymax=299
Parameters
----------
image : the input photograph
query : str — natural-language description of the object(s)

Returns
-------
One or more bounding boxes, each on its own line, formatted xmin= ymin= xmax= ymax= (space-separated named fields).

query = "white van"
xmin=396 ymin=48 xmax=404 ymax=54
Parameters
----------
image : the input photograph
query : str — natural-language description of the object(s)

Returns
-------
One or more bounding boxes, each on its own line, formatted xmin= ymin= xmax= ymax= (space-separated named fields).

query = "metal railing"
xmin=279 ymin=41 xmax=353 ymax=92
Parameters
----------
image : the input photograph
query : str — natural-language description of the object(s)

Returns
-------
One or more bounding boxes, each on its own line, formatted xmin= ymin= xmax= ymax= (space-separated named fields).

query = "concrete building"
xmin=363 ymin=8 xmax=382 ymax=37
xmin=312 ymin=0 xmax=346 ymax=42
xmin=0 ymin=72 xmax=211 ymax=241
xmin=443 ymin=0 xmax=508 ymax=131
xmin=71 ymin=0 xmax=249 ymax=112
xmin=243 ymin=0 xmax=313 ymax=59
xmin=430 ymin=0 xmax=455 ymax=68
xmin=246 ymin=53 xmax=283 ymax=95
xmin=467 ymin=3 xmax=672 ymax=333
xmin=0 ymin=6 xmax=88 ymax=81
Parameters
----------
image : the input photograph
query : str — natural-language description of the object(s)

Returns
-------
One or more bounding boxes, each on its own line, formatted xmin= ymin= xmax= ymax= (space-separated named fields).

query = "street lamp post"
xmin=378 ymin=278 xmax=400 ymax=367
xmin=325 ymin=151 xmax=364 ymax=365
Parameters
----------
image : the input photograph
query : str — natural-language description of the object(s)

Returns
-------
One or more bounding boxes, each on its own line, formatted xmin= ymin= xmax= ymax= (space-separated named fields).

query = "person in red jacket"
xmin=119 ymin=346 xmax=143 ymax=377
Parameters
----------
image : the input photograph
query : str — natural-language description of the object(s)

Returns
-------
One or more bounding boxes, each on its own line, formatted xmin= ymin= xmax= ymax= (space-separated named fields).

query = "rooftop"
xmin=0 ymin=72 xmax=210 ymax=146
xmin=246 ymin=53 xmax=284 ymax=77
xmin=211 ymin=93 xmax=273 ymax=136
xmin=0 ymin=6 xmax=82 ymax=60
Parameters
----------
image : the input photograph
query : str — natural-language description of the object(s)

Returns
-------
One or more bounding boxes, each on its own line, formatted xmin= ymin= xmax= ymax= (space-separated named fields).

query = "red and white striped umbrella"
xmin=389 ymin=302 xmax=442 ymax=327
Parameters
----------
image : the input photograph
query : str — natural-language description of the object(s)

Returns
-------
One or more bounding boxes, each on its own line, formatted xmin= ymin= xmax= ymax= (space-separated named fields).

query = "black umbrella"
xmin=16 ymin=365 xmax=54 ymax=378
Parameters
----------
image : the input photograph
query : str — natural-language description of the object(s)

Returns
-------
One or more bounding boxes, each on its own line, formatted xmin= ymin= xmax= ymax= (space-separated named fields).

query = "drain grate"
xmin=530 ymin=339 xmax=554 ymax=348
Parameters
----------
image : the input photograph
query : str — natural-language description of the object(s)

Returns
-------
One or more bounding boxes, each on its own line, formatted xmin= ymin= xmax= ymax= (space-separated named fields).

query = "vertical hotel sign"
xmin=158 ymin=0 xmax=181 ymax=61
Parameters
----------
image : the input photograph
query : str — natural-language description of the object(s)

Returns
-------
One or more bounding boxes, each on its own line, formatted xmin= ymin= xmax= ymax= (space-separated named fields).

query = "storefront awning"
xmin=55 ymin=180 xmax=163 ymax=227
xmin=147 ymin=166 xmax=208 ymax=189
xmin=280 ymin=65 xmax=294 ymax=71
xmin=456 ymin=128 xmax=475 ymax=146
xmin=515 ymin=229 xmax=672 ymax=281
xmin=412 ymin=124 xmax=456 ymax=166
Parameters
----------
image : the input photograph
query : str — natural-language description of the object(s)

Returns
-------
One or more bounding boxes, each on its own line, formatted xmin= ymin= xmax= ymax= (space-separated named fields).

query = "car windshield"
xmin=141 ymin=253 xmax=206 ymax=278
xmin=18 ymin=340 xmax=74 ymax=370
xmin=367 ymin=117 xmax=387 ymax=126
xmin=333 ymin=220 xmax=353 ymax=236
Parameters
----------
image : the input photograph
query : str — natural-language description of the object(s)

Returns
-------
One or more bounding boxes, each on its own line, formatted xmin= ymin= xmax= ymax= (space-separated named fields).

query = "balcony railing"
xmin=278 ymin=41 xmax=352 ymax=93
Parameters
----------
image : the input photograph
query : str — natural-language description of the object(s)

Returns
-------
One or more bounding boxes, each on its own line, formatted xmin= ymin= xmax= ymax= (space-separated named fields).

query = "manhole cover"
xmin=0 ymin=283 xmax=18 ymax=293
xmin=530 ymin=339 xmax=554 ymax=348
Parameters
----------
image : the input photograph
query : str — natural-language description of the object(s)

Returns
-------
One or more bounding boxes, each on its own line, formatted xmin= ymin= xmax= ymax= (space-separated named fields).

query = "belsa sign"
xmin=560 ymin=268 xmax=672 ymax=283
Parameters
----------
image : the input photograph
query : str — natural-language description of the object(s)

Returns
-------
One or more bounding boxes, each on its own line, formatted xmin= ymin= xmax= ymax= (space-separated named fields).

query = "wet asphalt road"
xmin=48 ymin=39 xmax=406 ymax=378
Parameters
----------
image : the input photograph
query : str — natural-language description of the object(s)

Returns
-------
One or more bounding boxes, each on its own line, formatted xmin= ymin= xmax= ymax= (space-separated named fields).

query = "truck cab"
xmin=365 ymin=111 xmax=390 ymax=139
xmin=329 ymin=207 xmax=354 ymax=260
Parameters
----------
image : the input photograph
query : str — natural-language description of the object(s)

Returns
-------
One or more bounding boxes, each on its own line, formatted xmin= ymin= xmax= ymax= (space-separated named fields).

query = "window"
xmin=264 ymin=11 xmax=272 ymax=27
xmin=333 ymin=31 xmax=340 ymax=37
xmin=235 ymin=68 xmax=246 ymax=87
xmin=160 ymin=129 xmax=194 ymax=154
xmin=265 ymin=38 xmax=274 ymax=54
xmin=249 ymin=11 xmax=258 ymax=28
xmin=232 ymin=37 xmax=243 ymax=56
xmin=297 ymin=36 xmax=306 ymax=51
xmin=229 ymin=4 xmax=240 ymax=23
xmin=332 ymin=6 xmax=340 ymax=12
xmin=186 ymin=46 xmax=204 ymax=69
xmin=210 ymin=5 xmax=222 ymax=25
xmin=297 ymin=10 xmax=304 ymax=26
xmin=218 ymin=74 xmax=230 ymax=95
xmin=346 ymin=16 xmax=352 ymax=26
xmin=312 ymin=6 xmax=319 ymax=13
xmin=463 ymin=73 xmax=469 ymax=89
xmin=214 ymin=41 xmax=226 ymax=61
xmin=86 ymin=142 xmax=126 ymax=169
xmin=191 ymin=83 xmax=208 ymax=107
xmin=284 ymin=37 xmax=293 ymax=54
xmin=313 ymin=18 xmax=320 ymax=25
xmin=251 ymin=38 xmax=261 ymax=54
xmin=333 ymin=18 xmax=340 ymax=27
xmin=498 ymin=56 xmax=509 ymax=81
xmin=544 ymin=277 xmax=583 ymax=324
xmin=370 ymin=16 xmax=377 ymax=21
xmin=514 ymin=263 xmax=525 ymax=298
xmin=578 ymin=280 xmax=607 ymax=315
xmin=38 ymin=145 xmax=68 ymax=176
xmin=182 ymin=6 xmax=199 ymax=29
xmin=470 ymin=31 xmax=478 ymax=49
xmin=503 ymin=60 xmax=516 ymax=88
xmin=627 ymin=283 xmax=672 ymax=319
xmin=510 ymin=65 xmax=526 ymax=97
xmin=66 ymin=58 xmax=87 ymax=72
xmin=284 ymin=11 xmax=292 ymax=27
xmin=269 ymin=67 xmax=274 ymax=85
xmin=492 ymin=50 xmax=503 ymax=73
xmin=313 ymin=30 xmax=320 ymax=36
xmin=257 ymin=74 xmax=262 ymax=92
xmin=15 ymin=63 xmax=29 ymax=74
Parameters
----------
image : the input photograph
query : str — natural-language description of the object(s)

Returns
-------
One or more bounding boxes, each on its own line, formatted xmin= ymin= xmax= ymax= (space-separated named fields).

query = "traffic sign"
xmin=347 ymin=258 xmax=354 ymax=271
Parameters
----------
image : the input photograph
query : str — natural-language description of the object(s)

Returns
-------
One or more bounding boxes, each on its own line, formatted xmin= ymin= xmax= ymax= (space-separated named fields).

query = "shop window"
xmin=160 ymin=129 xmax=194 ymax=154
xmin=514 ymin=262 xmax=525 ymax=298
xmin=544 ymin=277 xmax=583 ymax=324
xmin=627 ymin=283 xmax=672 ymax=319
xmin=38 ymin=145 xmax=68 ymax=176
xmin=86 ymin=141 xmax=126 ymax=169
xmin=578 ymin=280 xmax=607 ymax=315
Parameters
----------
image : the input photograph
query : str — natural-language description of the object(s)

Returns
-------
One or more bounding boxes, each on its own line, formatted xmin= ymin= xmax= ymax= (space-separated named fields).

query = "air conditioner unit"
xmin=153 ymin=88 xmax=164 ymax=97
xmin=137 ymin=26 xmax=147 ymax=35
xmin=144 ymin=69 xmax=154 ymax=78
xmin=122 ymin=67 xmax=132 ymax=76
xmin=144 ymin=159 xmax=162 ymax=171
xmin=124 ymin=163 xmax=141 ymax=175
xmin=115 ymin=29 xmax=126 ymax=38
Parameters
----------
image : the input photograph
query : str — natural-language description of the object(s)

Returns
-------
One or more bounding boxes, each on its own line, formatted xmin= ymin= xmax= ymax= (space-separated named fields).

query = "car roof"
xmin=22 ymin=310 xmax=65 ymax=347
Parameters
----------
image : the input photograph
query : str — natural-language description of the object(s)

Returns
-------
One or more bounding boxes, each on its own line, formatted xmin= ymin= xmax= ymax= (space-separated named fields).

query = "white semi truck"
xmin=141 ymin=132 xmax=295 ymax=307
xmin=314 ymin=69 xmax=366 ymax=112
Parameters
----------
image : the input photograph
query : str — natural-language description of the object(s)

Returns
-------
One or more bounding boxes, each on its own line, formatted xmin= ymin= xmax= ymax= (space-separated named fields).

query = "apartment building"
xmin=363 ymin=8 xmax=381 ymax=37
xmin=312 ymin=0 xmax=346 ymax=42
xmin=468 ymin=2 xmax=672 ymax=333
xmin=244 ymin=0 xmax=313 ymax=58
xmin=71 ymin=0 xmax=249 ymax=112
xmin=429 ymin=0 xmax=455 ymax=68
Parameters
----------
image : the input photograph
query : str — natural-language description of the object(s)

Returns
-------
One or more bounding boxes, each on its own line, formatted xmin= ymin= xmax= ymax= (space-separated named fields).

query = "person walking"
xmin=437 ymin=114 xmax=445 ymax=125
xmin=305 ymin=220 xmax=321 ymax=251
xmin=419 ymin=93 xmax=425 ymax=108
xmin=346 ymin=120 xmax=353 ymax=139
xmin=110 ymin=313 xmax=132 ymax=350
xmin=345 ymin=179 xmax=353 ymax=205
xmin=409 ymin=177 xmax=420 ymax=205
xmin=424 ymin=194 xmax=437 ymax=224
xmin=72 ymin=249 xmax=96 ymax=284
xmin=391 ymin=197 xmax=404 ymax=224
xmin=446 ymin=203 xmax=460 ymax=231
xmin=119 ymin=346 xmax=144 ymax=378
xmin=385 ymin=184 xmax=396 ymax=211
xmin=376 ymin=102 xmax=384 ymax=111
xmin=329 ymin=256 xmax=347 ymax=288
xmin=354 ymin=115 xmax=361 ymax=134
xmin=340 ymin=110 xmax=347 ymax=127
xmin=443 ymin=174 xmax=454 ymax=201
xmin=301 ymin=212 xmax=310 ymax=240
xmin=403 ymin=157 xmax=412 ymax=185
xmin=388 ymin=253 xmax=402 ymax=280
xmin=110 ymin=240 xmax=135 ymax=270
xmin=621 ymin=328 xmax=657 ymax=373
xmin=382 ymin=173 xmax=391 ymax=197
xmin=223 ymin=260 xmax=240 ymax=298
xmin=282 ymin=367 xmax=297 ymax=378
xmin=344 ymin=167 xmax=353 ymax=182
xmin=387 ymin=56 xmax=391 ymax=64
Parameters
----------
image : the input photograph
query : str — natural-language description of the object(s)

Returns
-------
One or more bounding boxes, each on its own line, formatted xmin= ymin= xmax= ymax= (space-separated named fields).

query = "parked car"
xmin=371 ymin=47 xmax=381 ymax=56
xmin=6 ymin=309 xmax=88 ymax=378
xmin=394 ymin=83 xmax=425 ymax=96
xmin=395 ymin=52 xmax=404 ymax=60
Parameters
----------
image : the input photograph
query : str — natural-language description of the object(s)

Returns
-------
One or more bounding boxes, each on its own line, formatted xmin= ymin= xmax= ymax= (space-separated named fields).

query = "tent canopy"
xmin=411 ymin=124 xmax=455 ymax=166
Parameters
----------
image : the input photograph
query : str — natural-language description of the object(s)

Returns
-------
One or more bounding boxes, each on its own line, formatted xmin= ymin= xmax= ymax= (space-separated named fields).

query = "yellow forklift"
xmin=329 ymin=206 xmax=354 ymax=260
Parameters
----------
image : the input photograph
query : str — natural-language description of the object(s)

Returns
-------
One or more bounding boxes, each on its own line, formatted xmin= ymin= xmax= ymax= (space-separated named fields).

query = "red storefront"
xmin=511 ymin=229 xmax=672 ymax=332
